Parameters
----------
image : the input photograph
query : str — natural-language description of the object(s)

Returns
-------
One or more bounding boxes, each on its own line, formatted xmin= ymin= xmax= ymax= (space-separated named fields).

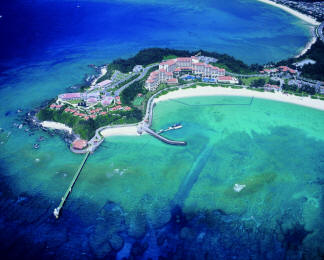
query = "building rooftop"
xmin=72 ymin=139 xmax=88 ymax=150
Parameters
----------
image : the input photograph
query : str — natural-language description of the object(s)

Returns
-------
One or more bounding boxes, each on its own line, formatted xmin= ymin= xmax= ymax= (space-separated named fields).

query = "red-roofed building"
xmin=100 ymin=111 xmax=107 ymax=115
xmin=218 ymin=76 xmax=239 ymax=84
xmin=264 ymin=84 xmax=280 ymax=91
xmin=101 ymin=97 xmax=114 ymax=106
xmin=278 ymin=66 xmax=296 ymax=74
xmin=59 ymin=93 xmax=83 ymax=101
xmin=72 ymin=139 xmax=88 ymax=150
xmin=146 ymin=56 xmax=226 ymax=91
xmin=115 ymin=96 xmax=121 ymax=105
xmin=87 ymin=97 xmax=97 ymax=104
xmin=167 ymin=78 xmax=178 ymax=85
xmin=124 ymin=106 xmax=132 ymax=111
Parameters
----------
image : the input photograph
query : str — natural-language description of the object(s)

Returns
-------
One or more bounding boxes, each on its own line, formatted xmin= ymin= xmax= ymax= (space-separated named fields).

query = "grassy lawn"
xmin=163 ymin=55 xmax=177 ymax=60
xmin=133 ymin=96 xmax=144 ymax=106
xmin=68 ymin=99 xmax=82 ymax=104
xmin=241 ymin=76 xmax=270 ymax=86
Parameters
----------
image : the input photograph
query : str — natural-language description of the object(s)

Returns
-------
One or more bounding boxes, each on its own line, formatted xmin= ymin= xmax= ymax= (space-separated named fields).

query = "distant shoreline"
xmin=257 ymin=0 xmax=320 ymax=26
xmin=256 ymin=0 xmax=320 ymax=59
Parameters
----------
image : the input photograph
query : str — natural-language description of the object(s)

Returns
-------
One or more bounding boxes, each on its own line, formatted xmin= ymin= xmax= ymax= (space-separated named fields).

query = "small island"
xmin=36 ymin=43 xmax=324 ymax=154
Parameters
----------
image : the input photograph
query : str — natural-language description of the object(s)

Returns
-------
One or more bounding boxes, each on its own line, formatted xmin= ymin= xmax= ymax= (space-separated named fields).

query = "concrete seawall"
xmin=142 ymin=126 xmax=186 ymax=146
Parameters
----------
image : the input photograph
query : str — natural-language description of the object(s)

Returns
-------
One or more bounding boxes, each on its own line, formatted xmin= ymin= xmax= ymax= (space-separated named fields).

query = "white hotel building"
xmin=145 ymin=56 xmax=226 ymax=91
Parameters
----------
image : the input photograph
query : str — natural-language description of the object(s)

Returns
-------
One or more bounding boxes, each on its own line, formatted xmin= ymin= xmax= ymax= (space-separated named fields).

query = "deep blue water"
xmin=0 ymin=0 xmax=321 ymax=259
xmin=0 ymin=0 xmax=311 ymax=69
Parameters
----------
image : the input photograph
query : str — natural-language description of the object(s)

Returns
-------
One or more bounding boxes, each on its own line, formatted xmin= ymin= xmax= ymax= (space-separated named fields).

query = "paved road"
xmin=315 ymin=21 xmax=324 ymax=44
xmin=114 ymin=64 xmax=158 ymax=96
xmin=105 ymin=63 xmax=158 ymax=96
xmin=143 ymin=83 xmax=194 ymax=127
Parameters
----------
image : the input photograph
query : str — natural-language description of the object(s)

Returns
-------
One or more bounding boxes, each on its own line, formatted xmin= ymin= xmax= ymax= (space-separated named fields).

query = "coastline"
xmin=100 ymin=125 xmax=139 ymax=137
xmin=295 ymin=30 xmax=317 ymax=58
xmin=40 ymin=121 xmax=73 ymax=134
xmin=40 ymin=86 xmax=324 ymax=140
xmin=91 ymin=66 xmax=107 ymax=86
xmin=154 ymin=86 xmax=324 ymax=111
xmin=256 ymin=0 xmax=320 ymax=58
xmin=257 ymin=0 xmax=320 ymax=26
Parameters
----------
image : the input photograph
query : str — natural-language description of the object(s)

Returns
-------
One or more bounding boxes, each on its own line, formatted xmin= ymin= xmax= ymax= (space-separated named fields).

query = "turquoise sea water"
xmin=0 ymin=0 xmax=323 ymax=258
xmin=1 ymin=96 xmax=324 ymax=258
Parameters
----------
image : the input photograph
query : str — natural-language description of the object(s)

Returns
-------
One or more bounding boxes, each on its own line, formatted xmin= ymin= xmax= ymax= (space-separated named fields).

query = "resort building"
xmin=146 ymin=56 xmax=225 ymax=91
xmin=72 ymin=139 xmax=88 ymax=150
xmin=50 ymin=104 xmax=63 ymax=110
xmin=260 ymin=68 xmax=278 ymax=75
xmin=264 ymin=84 xmax=280 ymax=91
xmin=319 ymin=86 xmax=324 ymax=95
xmin=101 ymin=96 xmax=114 ymax=106
xmin=115 ymin=96 xmax=121 ymax=105
xmin=96 ymin=79 xmax=112 ymax=88
xmin=217 ymin=76 xmax=239 ymax=84
xmin=58 ymin=93 xmax=85 ymax=101
xmin=278 ymin=66 xmax=297 ymax=75
xmin=87 ymin=97 xmax=98 ymax=105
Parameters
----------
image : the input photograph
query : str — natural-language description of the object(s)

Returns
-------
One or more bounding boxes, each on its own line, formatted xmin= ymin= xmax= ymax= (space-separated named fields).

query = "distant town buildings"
xmin=145 ymin=56 xmax=226 ymax=91
xmin=271 ymin=0 xmax=324 ymax=21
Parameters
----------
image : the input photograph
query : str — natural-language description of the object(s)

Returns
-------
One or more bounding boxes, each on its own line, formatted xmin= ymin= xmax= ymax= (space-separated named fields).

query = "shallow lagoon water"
xmin=1 ymin=96 xmax=324 ymax=258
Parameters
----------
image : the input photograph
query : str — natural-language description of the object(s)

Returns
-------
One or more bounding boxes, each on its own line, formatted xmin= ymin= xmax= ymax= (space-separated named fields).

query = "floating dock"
xmin=53 ymin=151 xmax=90 ymax=219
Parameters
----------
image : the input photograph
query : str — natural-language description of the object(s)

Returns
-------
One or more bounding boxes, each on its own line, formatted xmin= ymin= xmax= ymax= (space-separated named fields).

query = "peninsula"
xmin=37 ymin=42 xmax=324 ymax=154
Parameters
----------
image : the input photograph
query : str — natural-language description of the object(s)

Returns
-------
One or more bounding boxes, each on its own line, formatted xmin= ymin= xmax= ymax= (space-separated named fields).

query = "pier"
xmin=141 ymin=125 xmax=186 ymax=146
xmin=53 ymin=151 xmax=90 ymax=219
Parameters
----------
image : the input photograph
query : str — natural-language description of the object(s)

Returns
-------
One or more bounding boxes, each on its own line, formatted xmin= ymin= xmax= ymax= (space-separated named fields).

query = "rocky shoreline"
xmin=17 ymin=65 xmax=104 ymax=147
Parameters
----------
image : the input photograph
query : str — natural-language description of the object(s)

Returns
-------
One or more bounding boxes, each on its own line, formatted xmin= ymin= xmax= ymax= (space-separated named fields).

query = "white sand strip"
xmin=91 ymin=66 xmax=108 ymax=86
xmin=257 ymin=0 xmax=320 ymax=26
xmin=296 ymin=36 xmax=317 ymax=58
xmin=100 ymin=126 xmax=139 ymax=137
xmin=41 ymin=121 xmax=72 ymax=133
xmin=154 ymin=86 xmax=324 ymax=111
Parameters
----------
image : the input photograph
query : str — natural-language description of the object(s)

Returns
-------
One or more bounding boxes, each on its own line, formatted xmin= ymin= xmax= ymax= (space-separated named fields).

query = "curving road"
xmin=108 ymin=63 xmax=158 ymax=96
xmin=315 ymin=21 xmax=324 ymax=44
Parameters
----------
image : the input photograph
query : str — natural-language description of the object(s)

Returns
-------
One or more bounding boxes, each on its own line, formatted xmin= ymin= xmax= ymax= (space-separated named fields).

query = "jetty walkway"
xmin=139 ymin=125 xmax=186 ymax=146
xmin=54 ymin=151 xmax=90 ymax=219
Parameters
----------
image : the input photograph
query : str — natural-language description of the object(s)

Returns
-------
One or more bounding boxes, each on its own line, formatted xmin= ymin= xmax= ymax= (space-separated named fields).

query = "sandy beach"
xmin=296 ymin=35 xmax=317 ymax=58
xmin=257 ymin=0 xmax=320 ymax=26
xmin=41 ymin=121 xmax=73 ymax=133
xmin=100 ymin=126 xmax=139 ymax=137
xmin=91 ymin=66 xmax=108 ymax=86
xmin=154 ymin=86 xmax=324 ymax=111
